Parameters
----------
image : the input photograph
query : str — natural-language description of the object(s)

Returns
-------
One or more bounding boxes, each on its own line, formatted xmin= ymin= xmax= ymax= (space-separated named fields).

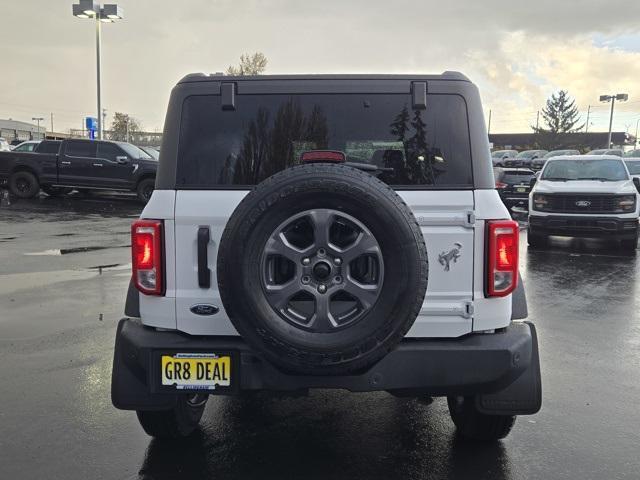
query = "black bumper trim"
xmin=112 ymin=318 xmax=541 ymax=413
xmin=529 ymin=214 xmax=638 ymax=238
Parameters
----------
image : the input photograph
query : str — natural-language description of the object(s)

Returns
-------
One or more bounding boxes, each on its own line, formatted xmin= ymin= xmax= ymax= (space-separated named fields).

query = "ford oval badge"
xmin=190 ymin=304 xmax=220 ymax=316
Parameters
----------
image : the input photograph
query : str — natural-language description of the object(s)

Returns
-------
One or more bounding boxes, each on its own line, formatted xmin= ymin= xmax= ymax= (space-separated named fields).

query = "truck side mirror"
xmin=115 ymin=156 xmax=129 ymax=165
xmin=530 ymin=177 xmax=537 ymax=189
xmin=633 ymin=177 xmax=640 ymax=194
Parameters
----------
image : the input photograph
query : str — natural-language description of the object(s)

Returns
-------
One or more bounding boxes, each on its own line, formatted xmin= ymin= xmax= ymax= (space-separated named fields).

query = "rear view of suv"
xmin=112 ymin=73 xmax=541 ymax=442
xmin=494 ymin=167 xmax=536 ymax=212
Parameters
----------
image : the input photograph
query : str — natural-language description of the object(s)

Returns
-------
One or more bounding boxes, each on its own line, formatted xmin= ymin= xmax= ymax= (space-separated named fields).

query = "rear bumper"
xmin=499 ymin=193 xmax=529 ymax=209
xmin=112 ymin=318 xmax=542 ymax=415
xmin=529 ymin=214 xmax=639 ymax=238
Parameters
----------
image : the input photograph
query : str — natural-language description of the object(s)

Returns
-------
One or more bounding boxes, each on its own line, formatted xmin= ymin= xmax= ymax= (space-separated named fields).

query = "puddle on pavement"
xmin=24 ymin=245 xmax=130 ymax=256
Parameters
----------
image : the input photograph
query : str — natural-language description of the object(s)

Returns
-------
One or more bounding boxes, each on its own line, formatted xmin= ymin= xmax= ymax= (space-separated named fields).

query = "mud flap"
xmin=111 ymin=319 xmax=177 ymax=411
xmin=475 ymin=321 xmax=542 ymax=415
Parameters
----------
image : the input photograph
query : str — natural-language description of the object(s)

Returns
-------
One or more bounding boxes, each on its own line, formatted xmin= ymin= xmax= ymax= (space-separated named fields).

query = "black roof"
xmin=178 ymin=72 xmax=471 ymax=84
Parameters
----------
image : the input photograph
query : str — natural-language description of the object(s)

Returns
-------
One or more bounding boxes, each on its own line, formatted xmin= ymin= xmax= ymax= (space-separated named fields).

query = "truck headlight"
xmin=615 ymin=195 xmax=636 ymax=212
xmin=532 ymin=194 xmax=550 ymax=211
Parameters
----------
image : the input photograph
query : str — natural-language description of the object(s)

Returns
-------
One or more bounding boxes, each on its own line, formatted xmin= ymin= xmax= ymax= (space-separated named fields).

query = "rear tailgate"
xmin=173 ymin=189 xmax=475 ymax=338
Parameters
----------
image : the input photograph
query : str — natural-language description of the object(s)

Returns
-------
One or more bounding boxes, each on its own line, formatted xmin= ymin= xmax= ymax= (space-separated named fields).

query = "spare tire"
xmin=217 ymin=163 xmax=428 ymax=375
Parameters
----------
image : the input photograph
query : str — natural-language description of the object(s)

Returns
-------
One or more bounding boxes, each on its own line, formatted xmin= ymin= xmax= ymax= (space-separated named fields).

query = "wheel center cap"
xmin=312 ymin=261 xmax=332 ymax=280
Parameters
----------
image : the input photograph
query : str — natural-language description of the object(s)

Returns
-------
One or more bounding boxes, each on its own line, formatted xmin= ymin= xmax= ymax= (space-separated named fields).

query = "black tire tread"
xmin=447 ymin=396 xmax=516 ymax=441
xmin=9 ymin=170 xmax=39 ymax=199
xmin=136 ymin=397 xmax=205 ymax=439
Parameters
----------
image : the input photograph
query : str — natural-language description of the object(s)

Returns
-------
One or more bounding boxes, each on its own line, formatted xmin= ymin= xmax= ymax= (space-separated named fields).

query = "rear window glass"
xmin=503 ymin=173 xmax=534 ymax=183
xmin=177 ymin=93 xmax=472 ymax=188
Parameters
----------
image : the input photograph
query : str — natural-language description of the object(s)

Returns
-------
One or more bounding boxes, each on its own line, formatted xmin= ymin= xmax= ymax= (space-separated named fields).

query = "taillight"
xmin=495 ymin=181 xmax=508 ymax=189
xmin=132 ymin=219 xmax=164 ymax=295
xmin=486 ymin=220 xmax=519 ymax=297
xmin=300 ymin=150 xmax=346 ymax=163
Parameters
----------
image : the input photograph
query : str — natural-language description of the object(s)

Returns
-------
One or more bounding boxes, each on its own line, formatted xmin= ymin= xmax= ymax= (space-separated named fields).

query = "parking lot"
xmin=1 ymin=193 xmax=639 ymax=480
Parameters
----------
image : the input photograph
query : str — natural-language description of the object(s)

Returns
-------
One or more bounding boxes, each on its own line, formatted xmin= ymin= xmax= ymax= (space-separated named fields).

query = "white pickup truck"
xmin=528 ymin=155 xmax=640 ymax=250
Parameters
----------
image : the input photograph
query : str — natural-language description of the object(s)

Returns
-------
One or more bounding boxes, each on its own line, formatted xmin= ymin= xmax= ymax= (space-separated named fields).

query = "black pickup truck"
xmin=0 ymin=138 xmax=158 ymax=202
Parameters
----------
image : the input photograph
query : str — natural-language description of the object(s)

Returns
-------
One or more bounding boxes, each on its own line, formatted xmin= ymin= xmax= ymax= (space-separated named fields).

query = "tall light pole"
xmin=599 ymin=93 xmax=628 ymax=149
xmin=72 ymin=1 xmax=123 ymax=140
xmin=635 ymin=118 xmax=640 ymax=149
xmin=32 ymin=117 xmax=44 ymax=137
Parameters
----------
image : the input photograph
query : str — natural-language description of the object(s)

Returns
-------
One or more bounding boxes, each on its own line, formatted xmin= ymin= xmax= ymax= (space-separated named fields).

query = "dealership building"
xmin=0 ymin=118 xmax=46 ymax=143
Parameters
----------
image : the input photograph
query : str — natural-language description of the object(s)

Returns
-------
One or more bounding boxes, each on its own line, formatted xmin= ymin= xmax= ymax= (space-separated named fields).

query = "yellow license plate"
xmin=161 ymin=353 xmax=231 ymax=390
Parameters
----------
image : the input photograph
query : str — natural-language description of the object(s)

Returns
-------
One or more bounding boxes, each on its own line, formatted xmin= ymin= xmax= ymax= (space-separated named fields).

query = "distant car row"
xmin=492 ymin=148 xmax=640 ymax=170
xmin=1 ymin=137 xmax=160 ymax=158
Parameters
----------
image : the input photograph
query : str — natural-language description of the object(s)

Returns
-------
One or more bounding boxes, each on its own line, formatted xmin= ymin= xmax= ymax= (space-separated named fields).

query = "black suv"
xmin=494 ymin=168 xmax=536 ymax=211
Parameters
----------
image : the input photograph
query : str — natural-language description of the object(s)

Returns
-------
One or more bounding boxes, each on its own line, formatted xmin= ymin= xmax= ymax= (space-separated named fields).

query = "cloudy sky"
xmin=1 ymin=0 xmax=640 ymax=136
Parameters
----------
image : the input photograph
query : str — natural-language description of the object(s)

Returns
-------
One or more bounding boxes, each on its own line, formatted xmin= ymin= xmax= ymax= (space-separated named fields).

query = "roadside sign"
xmin=85 ymin=117 xmax=98 ymax=139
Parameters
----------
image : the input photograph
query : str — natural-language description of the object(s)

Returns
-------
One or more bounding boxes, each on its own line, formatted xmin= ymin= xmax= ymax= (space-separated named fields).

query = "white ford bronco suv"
xmin=529 ymin=155 xmax=640 ymax=250
xmin=111 ymin=73 xmax=541 ymax=441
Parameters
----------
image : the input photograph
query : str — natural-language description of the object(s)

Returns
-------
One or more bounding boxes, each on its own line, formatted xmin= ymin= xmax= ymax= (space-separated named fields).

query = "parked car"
xmin=586 ymin=149 xmax=623 ymax=156
xmin=0 ymin=138 xmax=158 ymax=202
xmin=11 ymin=140 xmax=41 ymax=152
xmin=491 ymin=149 xmax=518 ymax=167
xmin=112 ymin=72 xmax=541 ymax=442
xmin=0 ymin=137 xmax=11 ymax=152
xmin=504 ymin=149 xmax=548 ymax=168
xmin=494 ymin=167 xmax=536 ymax=212
xmin=140 ymin=146 xmax=160 ymax=160
xmin=528 ymin=155 xmax=639 ymax=250
xmin=530 ymin=149 xmax=580 ymax=171
xmin=624 ymin=149 xmax=640 ymax=158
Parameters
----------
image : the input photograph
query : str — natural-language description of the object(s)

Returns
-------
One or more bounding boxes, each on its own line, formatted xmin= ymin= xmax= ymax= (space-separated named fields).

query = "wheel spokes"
xmin=309 ymin=294 xmax=338 ymax=333
xmin=265 ymin=280 xmax=303 ymax=311
xmin=262 ymin=208 xmax=384 ymax=332
xmin=342 ymin=276 xmax=380 ymax=310
xmin=264 ymin=232 xmax=307 ymax=263
xmin=308 ymin=209 xmax=335 ymax=247
xmin=341 ymin=231 xmax=381 ymax=263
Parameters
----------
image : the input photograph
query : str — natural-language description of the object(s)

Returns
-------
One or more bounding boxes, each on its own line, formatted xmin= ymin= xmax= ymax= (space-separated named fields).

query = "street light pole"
xmin=635 ymin=118 xmax=640 ymax=149
xmin=606 ymin=96 xmax=615 ymax=149
xmin=95 ymin=15 xmax=102 ymax=139
xmin=72 ymin=1 xmax=123 ymax=141
xmin=31 ymin=117 xmax=44 ymax=137
xmin=600 ymin=93 xmax=629 ymax=149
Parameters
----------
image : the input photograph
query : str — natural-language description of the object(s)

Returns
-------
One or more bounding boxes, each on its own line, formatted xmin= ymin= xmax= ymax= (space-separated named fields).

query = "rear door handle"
xmin=197 ymin=227 xmax=211 ymax=288
xmin=61 ymin=161 xmax=71 ymax=165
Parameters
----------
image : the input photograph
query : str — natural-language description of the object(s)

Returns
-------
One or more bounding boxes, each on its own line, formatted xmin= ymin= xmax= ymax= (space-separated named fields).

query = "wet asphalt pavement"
xmin=1 ymin=193 xmax=639 ymax=480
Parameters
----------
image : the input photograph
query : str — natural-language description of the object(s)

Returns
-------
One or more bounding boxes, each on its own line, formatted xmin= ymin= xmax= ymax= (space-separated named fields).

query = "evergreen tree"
xmin=390 ymin=104 xmax=410 ymax=142
xmin=406 ymin=109 xmax=433 ymax=184
xmin=537 ymin=90 xmax=583 ymax=133
xmin=533 ymin=90 xmax=583 ymax=149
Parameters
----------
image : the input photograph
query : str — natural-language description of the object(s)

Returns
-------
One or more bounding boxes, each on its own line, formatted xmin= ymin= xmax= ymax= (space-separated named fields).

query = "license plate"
xmin=161 ymin=353 xmax=232 ymax=390
xmin=516 ymin=187 xmax=527 ymax=193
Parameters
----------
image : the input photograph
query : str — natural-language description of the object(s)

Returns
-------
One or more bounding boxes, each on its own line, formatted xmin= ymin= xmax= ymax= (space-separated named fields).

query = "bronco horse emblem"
xmin=438 ymin=242 xmax=463 ymax=271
